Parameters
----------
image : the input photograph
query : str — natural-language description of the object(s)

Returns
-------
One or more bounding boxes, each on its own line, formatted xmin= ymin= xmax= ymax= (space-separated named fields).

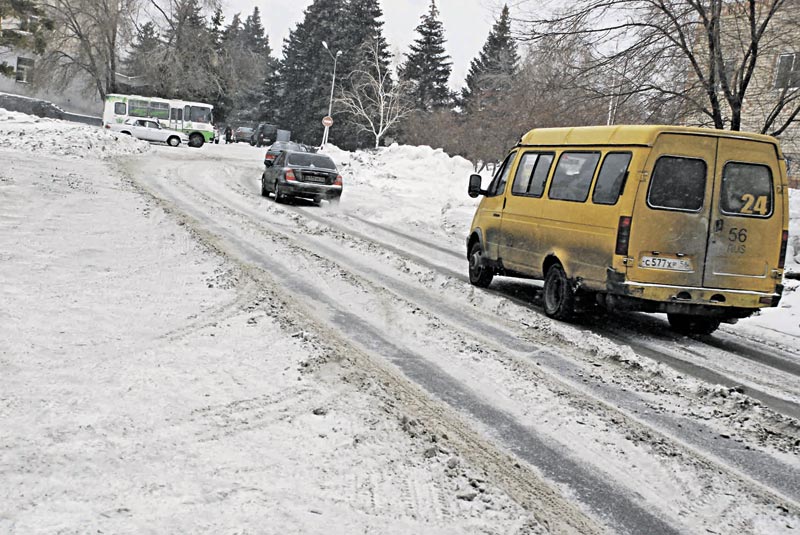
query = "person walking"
xmin=224 ymin=125 xmax=233 ymax=144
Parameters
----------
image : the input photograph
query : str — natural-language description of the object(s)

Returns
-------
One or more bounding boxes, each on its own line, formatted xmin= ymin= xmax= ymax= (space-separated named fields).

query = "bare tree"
xmin=518 ymin=0 xmax=800 ymax=136
xmin=335 ymin=40 xmax=414 ymax=149
xmin=40 ymin=0 xmax=138 ymax=99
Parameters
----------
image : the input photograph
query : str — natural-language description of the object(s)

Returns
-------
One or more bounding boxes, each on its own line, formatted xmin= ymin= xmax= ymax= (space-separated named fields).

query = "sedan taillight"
xmin=285 ymin=169 xmax=297 ymax=181
xmin=333 ymin=174 xmax=343 ymax=186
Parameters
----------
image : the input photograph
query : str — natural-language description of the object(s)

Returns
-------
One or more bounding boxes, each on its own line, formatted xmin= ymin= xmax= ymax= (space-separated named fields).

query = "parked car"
xmin=261 ymin=150 xmax=342 ymax=205
xmin=250 ymin=123 xmax=278 ymax=147
xmin=106 ymin=118 xmax=188 ymax=147
xmin=264 ymin=141 xmax=308 ymax=166
xmin=233 ymin=126 xmax=254 ymax=143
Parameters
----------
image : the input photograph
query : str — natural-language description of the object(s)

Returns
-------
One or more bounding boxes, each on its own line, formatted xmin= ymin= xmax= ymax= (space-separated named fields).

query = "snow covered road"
xmin=2 ymin=114 xmax=799 ymax=534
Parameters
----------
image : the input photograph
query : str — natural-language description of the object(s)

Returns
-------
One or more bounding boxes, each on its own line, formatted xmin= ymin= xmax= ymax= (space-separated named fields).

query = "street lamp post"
xmin=321 ymin=41 xmax=342 ymax=147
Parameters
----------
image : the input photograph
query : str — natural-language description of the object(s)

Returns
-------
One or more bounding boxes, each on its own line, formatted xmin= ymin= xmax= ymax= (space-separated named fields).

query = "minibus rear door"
xmin=626 ymin=134 xmax=716 ymax=288
xmin=703 ymin=137 xmax=782 ymax=292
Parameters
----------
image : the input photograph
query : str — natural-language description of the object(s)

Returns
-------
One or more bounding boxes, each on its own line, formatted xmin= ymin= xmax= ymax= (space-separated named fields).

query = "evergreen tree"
xmin=0 ymin=0 xmax=50 ymax=78
xmin=122 ymin=21 xmax=162 ymax=91
xmin=460 ymin=4 xmax=518 ymax=111
xmin=399 ymin=0 xmax=453 ymax=111
xmin=277 ymin=0 xmax=348 ymax=145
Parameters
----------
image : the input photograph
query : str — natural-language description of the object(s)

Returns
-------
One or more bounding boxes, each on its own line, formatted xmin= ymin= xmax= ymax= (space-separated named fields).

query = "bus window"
xmin=511 ymin=153 xmax=554 ymax=197
xmin=548 ymin=152 xmax=600 ymax=202
xmin=487 ymin=152 xmax=517 ymax=197
xmin=648 ymin=156 xmax=706 ymax=211
xmin=114 ymin=102 xmax=126 ymax=115
xmin=720 ymin=162 xmax=773 ymax=217
xmin=170 ymin=108 xmax=183 ymax=121
xmin=187 ymin=106 xmax=212 ymax=123
xmin=129 ymin=99 xmax=149 ymax=117
xmin=149 ymin=101 xmax=169 ymax=119
xmin=592 ymin=153 xmax=632 ymax=205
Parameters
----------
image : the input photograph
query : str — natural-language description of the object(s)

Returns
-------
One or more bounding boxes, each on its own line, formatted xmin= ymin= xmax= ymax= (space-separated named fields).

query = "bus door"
xmin=479 ymin=151 xmax=518 ymax=259
xmin=703 ymin=137 xmax=783 ymax=292
xmin=625 ymin=134 xmax=717 ymax=288
xmin=169 ymin=107 xmax=183 ymax=131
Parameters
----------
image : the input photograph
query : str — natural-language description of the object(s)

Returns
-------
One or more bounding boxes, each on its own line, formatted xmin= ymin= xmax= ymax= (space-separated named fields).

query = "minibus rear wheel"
xmin=667 ymin=313 xmax=720 ymax=335
xmin=468 ymin=241 xmax=493 ymax=288
xmin=543 ymin=264 xmax=575 ymax=321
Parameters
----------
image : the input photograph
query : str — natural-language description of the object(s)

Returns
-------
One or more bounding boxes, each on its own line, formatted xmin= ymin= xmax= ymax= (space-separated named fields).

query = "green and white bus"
xmin=103 ymin=94 xmax=215 ymax=147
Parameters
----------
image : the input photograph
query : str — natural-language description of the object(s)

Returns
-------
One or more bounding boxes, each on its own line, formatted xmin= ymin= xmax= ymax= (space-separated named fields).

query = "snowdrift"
xmin=0 ymin=107 xmax=149 ymax=159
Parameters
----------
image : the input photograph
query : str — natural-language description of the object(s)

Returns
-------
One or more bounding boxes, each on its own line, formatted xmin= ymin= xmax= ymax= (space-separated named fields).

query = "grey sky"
xmin=223 ymin=0 xmax=503 ymax=90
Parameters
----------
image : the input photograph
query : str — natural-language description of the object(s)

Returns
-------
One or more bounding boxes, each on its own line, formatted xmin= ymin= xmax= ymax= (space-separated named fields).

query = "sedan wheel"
xmin=260 ymin=175 xmax=268 ymax=197
xmin=167 ymin=136 xmax=180 ymax=147
xmin=273 ymin=181 xmax=284 ymax=203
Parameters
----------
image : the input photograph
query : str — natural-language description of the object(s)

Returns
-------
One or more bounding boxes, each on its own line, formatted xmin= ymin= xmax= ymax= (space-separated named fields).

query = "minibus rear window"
xmin=549 ymin=152 xmax=600 ymax=202
xmin=512 ymin=152 xmax=554 ymax=197
xmin=648 ymin=156 xmax=706 ymax=211
xmin=592 ymin=153 xmax=631 ymax=205
xmin=720 ymin=162 xmax=773 ymax=217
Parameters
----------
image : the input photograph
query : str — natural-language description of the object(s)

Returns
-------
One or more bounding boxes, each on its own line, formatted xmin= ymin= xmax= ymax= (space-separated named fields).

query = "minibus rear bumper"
xmin=604 ymin=270 xmax=782 ymax=316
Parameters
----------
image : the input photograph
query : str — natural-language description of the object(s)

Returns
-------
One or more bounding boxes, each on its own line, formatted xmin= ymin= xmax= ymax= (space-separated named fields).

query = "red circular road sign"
xmin=322 ymin=116 xmax=334 ymax=127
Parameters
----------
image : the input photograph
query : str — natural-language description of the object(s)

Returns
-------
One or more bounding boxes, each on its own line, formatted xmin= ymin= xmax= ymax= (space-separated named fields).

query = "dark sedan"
xmin=264 ymin=141 xmax=307 ymax=166
xmin=261 ymin=150 xmax=342 ymax=205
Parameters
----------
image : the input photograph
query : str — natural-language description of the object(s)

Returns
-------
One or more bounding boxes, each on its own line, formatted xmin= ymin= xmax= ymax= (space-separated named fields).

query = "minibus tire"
xmin=543 ymin=264 xmax=575 ymax=321
xmin=667 ymin=313 xmax=720 ymax=335
xmin=468 ymin=242 xmax=493 ymax=288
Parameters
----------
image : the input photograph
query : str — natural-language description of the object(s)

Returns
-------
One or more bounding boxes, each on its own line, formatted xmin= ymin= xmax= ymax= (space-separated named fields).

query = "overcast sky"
xmin=224 ymin=0 xmax=505 ymax=90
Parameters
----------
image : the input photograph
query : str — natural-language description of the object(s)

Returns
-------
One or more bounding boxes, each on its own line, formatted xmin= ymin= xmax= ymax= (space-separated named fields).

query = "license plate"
xmin=639 ymin=256 xmax=693 ymax=271
xmin=303 ymin=175 xmax=326 ymax=183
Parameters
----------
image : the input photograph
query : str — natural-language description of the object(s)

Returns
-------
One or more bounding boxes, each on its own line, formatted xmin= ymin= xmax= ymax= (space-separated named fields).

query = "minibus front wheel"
xmin=543 ymin=264 xmax=575 ymax=321
xmin=667 ymin=313 xmax=720 ymax=335
xmin=468 ymin=241 xmax=493 ymax=288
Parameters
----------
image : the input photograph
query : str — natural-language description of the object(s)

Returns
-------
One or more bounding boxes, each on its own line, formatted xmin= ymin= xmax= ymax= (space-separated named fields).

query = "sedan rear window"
xmin=648 ymin=156 xmax=706 ymax=211
xmin=287 ymin=153 xmax=336 ymax=169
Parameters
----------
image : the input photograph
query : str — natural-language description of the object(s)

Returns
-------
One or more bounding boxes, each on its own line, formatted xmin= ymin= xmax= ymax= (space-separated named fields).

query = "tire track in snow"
xmin=128 ymin=160 xmax=799 ymax=531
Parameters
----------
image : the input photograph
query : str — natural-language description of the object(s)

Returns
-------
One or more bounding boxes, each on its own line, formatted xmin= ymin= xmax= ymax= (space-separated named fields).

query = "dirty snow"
xmin=2 ymin=111 xmax=798 ymax=533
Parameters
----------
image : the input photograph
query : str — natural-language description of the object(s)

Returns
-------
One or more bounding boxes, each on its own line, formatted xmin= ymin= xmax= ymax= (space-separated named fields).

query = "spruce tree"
xmin=399 ymin=0 xmax=453 ymax=111
xmin=277 ymin=0 xmax=348 ymax=145
xmin=0 ymin=0 xmax=50 ymax=78
xmin=461 ymin=4 xmax=518 ymax=111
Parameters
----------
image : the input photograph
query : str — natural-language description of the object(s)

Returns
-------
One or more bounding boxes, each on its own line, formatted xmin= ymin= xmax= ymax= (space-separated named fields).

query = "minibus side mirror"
xmin=468 ymin=174 xmax=486 ymax=198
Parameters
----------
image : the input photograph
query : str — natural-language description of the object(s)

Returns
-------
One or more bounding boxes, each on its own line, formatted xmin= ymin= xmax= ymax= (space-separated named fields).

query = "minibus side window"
xmin=487 ymin=151 xmax=517 ymax=197
xmin=548 ymin=152 xmax=601 ymax=202
xmin=720 ymin=162 xmax=773 ymax=217
xmin=511 ymin=152 xmax=555 ymax=197
xmin=592 ymin=152 xmax=632 ymax=205
xmin=648 ymin=156 xmax=706 ymax=212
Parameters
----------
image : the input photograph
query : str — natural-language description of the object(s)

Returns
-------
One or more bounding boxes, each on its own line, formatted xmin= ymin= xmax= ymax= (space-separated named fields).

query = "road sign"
xmin=322 ymin=116 xmax=334 ymax=127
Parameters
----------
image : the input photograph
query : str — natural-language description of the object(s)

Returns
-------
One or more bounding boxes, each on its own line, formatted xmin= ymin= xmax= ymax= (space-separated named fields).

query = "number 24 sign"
xmin=739 ymin=194 xmax=768 ymax=215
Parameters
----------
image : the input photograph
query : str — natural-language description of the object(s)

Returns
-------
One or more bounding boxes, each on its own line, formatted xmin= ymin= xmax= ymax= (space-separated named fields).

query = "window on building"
xmin=774 ymin=53 xmax=800 ymax=89
xmin=15 ymin=57 xmax=34 ymax=83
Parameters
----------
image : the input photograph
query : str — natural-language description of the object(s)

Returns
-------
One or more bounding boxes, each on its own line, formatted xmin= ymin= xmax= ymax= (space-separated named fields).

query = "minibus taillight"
xmin=615 ymin=216 xmax=632 ymax=256
xmin=778 ymin=230 xmax=788 ymax=269
xmin=285 ymin=169 xmax=296 ymax=181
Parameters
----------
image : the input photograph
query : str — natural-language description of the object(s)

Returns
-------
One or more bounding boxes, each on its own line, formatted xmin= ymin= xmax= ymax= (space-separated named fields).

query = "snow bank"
xmin=321 ymin=143 xmax=481 ymax=242
xmin=0 ymin=107 xmax=149 ymax=159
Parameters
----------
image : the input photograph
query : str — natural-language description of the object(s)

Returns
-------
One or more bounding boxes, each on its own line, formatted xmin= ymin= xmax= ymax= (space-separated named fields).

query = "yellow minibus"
xmin=467 ymin=125 xmax=789 ymax=335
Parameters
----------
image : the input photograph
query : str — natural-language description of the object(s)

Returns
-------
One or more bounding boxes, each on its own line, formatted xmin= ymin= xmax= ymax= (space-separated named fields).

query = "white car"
xmin=106 ymin=118 xmax=189 ymax=147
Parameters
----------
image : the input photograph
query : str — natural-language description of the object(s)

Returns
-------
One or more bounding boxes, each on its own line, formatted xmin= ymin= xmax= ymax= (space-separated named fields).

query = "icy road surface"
xmin=1 ymin=113 xmax=799 ymax=534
